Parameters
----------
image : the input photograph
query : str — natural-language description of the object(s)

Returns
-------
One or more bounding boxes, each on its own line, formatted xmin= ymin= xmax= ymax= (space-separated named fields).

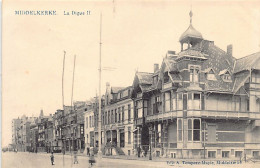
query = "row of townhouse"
xmin=12 ymin=10 xmax=260 ymax=159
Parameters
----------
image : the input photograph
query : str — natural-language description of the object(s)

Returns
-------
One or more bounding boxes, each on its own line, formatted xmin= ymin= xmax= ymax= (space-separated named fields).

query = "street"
xmin=2 ymin=152 xmax=260 ymax=168
xmin=1 ymin=152 xmax=168 ymax=168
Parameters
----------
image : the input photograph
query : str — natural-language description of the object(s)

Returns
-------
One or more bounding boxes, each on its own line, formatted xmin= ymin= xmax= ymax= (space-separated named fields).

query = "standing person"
xmin=87 ymin=147 xmax=90 ymax=156
xmin=89 ymin=147 xmax=95 ymax=167
xmin=73 ymin=151 xmax=78 ymax=164
xmin=137 ymin=145 xmax=141 ymax=158
xmin=50 ymin=152 xmax=54 ymax=165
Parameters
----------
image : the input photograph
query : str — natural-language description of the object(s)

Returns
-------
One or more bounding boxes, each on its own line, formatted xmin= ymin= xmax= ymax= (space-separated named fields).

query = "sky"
xmin=2 ymin=0 xmax=260 ymax=146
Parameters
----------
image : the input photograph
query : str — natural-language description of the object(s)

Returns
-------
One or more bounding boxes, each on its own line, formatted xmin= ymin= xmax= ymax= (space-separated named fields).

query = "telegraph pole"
xmin=98 ymin=13 xmax=102 ymax=159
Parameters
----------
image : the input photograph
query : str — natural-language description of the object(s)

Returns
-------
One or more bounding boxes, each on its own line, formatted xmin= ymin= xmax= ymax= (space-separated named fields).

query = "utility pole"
xmin=62 ymin=51 xmax=66 ymax=168
xmin=71 ymin=55 xmax=76 ymax=166
xmin=98 ymin=13 xmax=102 ymax=159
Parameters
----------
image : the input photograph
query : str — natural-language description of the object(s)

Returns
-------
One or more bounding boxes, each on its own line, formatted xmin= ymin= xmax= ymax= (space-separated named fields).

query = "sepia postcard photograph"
xmin=1 ymin=0 xmax=260 ymax=167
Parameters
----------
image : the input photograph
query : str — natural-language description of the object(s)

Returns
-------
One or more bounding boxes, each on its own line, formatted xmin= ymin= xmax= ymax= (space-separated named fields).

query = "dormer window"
xmin=205 ymin=68 xmax=216 ymax=81
xmin=189 ymin=65 xmax=200 ymax=83
xmin=219 ymin=69 xmax=232 ymax=82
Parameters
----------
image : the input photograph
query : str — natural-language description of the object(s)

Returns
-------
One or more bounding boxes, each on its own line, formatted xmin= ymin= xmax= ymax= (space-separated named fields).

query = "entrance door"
xmin=120 ymin=132 xmax=125 ymax=148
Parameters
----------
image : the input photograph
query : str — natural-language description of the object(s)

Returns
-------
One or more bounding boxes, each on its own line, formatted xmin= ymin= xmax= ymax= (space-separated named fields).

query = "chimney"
xmin=227 ymin=44 xmax=233 ymax=56
xmin=154 ymin=64 xmax=159 ymax=73
xmin=106 ymin=82 xmax=110 ymax=91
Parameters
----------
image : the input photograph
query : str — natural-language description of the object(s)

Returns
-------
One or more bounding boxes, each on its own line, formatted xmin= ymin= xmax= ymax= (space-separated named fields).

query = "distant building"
xmin=103 ymin=83 xmax=135 ymax=156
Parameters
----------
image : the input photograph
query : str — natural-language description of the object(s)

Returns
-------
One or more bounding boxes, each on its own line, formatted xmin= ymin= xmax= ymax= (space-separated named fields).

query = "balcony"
xmin=188 ymin=109 xmax=260 ymax=120
xmin=162 ymin=82 xmax=172 ymax=90
xmin=146 ymin=110 xmax=184 ymax=122
xmin=145 ymin=109 xmax=260 ymax=121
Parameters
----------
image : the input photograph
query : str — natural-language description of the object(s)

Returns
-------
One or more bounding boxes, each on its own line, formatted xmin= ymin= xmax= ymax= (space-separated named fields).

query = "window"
xmin=111 ymin=110 xmax=114 ymax=123
xmin=128 ymin=104 xmax=131 ymax=121
xmin=178 ymin=119 xmax=183 ymax=141
xmin=164 ymin=72 xmax=169 ymax=83
xmin=193 ymin=119 xmax=200 ymax=141
xmin=153 ymin=96 xmax=161 ymax=114
xmin=105 ymin=112 xmax=107 ymax=125
xmin=164 ymin=92 xmax=171 ymax=112
xmin=86 ymin=117 xmax=88 ymax=128
xmin=235 ymin=151 xmax=243 ymax=158
xmin=128 ymin=127 xmax=131 ymax=144
xmin=89 ymin=116 xmax=91 ymax=128
xmin=190 ymin=66 xmax=194 ymax=82
xmin=143 ymin=100 xmax=148 ymax=117
xmin=194 ymin=93 xmax=201 ymax=110
xmin=177 ymin=93 xmax=183 ymax=110
xmin=188 ymin=119 xmax=192 ymax=141
xmin=115 ymin=109 xmax=117 ymax=123
xmin=222 ymin=151 xmax=229 ymax=158
xmin=194 ymin=68 xmax=199 ymax=83
xmin=208 ymin=151 xmax=216 ymax=158
xmin=118 ymin=107 xmax=121 ymax=123
xmin=190 ymin=65 xmax=200 ymax=83
xmin=246 ymin=99 xmax=250 ymax=111
xmin=122 ymin=106 xmax=125 ymax=122
xmin=172 ymin=93 xmax=177 ymax=110
xmin=136 ymin=101 xmax=143 ymax=118
xmin=108 ymin=111 xmax=110 ymax=124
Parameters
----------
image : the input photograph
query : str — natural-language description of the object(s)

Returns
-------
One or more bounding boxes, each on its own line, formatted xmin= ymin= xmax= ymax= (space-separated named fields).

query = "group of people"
xmin=49 ymin=147 xmax=96 ymax=166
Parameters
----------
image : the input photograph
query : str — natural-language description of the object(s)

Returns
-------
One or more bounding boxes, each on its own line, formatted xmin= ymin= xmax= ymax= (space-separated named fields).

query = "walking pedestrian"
xmin=50 ymin=152 xmax=54 ymax=165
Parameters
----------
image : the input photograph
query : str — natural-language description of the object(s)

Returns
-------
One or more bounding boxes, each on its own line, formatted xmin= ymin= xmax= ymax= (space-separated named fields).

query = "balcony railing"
xmin=188 ymin=109 xmax=260 ymax=119
xmin=162 ymin=82 xmax=172 ymax=90
xmin=145 ymin=109 xmax=260 ymax=121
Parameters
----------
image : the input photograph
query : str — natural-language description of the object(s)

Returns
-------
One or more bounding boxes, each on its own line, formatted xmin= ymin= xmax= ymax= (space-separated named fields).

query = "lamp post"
xmin=149 ymin=127 xmax=152 ymax=160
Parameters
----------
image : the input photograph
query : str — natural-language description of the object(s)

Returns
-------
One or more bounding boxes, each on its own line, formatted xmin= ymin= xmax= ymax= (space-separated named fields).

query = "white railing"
xmin=163 ymin=82 xmax=172 ymax=90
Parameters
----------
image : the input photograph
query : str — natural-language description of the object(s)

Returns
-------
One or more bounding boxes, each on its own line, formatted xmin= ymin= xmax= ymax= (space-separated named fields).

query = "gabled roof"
xmin=136 ymin=72 xmax=153 ymax=85
xmin=111 ymin=87 xmax=125 ymax=94
xmin=234 ymin=52 xmax=260 ymax=74
xmin=232 ymin=71 xmax=250 ymax=93
xmin=164 ymin=56 xmax=178 ymax=72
